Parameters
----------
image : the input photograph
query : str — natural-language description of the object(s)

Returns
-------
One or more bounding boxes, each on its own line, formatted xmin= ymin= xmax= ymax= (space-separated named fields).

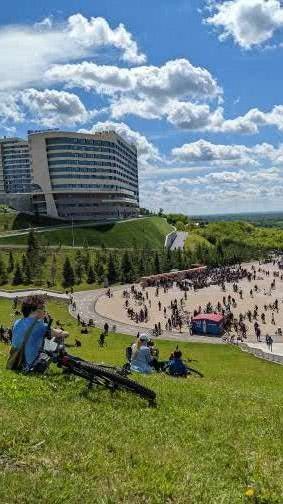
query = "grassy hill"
xmin=184 ymin=233 xmax=213 ymax=252
xmin=0 ymin=217 xmax=173 ymax=249
xmin=0 ymin=209 xmax=65 ymax=232
xmin=196 ymin=221 xmax=283 ymax=250
xmin=0 ymin=299 xmax=283 ymax=503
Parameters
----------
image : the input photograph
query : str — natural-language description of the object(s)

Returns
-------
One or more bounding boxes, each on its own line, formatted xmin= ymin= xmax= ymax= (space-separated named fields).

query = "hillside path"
xmin=0 ymin=289 xmax=69 ymax=300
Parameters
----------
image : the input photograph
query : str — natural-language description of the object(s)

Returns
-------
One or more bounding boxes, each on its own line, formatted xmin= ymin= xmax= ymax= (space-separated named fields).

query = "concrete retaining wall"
xmin=165 ymin=230 xmax=177 ymax=249
xmin=240 ymin=342 xmax=283 ymax=365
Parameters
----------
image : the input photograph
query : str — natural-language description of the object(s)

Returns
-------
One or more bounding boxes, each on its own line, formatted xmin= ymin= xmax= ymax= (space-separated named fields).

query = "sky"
xmin=1 ymin=0 xmax=283 ymax=215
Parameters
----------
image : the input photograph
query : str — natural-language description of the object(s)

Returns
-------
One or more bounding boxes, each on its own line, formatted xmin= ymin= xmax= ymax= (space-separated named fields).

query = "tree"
xmin=7 ymin=251 xmax=14 ymax=273
xmin=107 ymin=253 xmax=118 ymax=284
xmin=87 ymin=265 xmax=96 ymax=284
xmin=82 ymin=249 xmax=90 ymax=274
xmin=95 ymin=253 xmax=105 ymax=283
xmin=74 ymin=250 xmax=84 ymax=284
xmin=24 ymin=262 xmax=32 ymax=285
xmin=216 ymin=240 xmax=224 ymax=264
xmin=26 ymin=229 xmax=41 ymax=279
xmin=22 ymin=254 xmax=32 ymax=284
xmin=154 ymin=252 xmax=161 ymax=274
xmin=176 ymin=221 xmax=186 ymax=231
xmin=50 ymin=254 xmax=57 ymax=286
xmin=13 ymin=263 xmax=24 ymax=285
xmin=176 ymin=249 xmax=184 ymax=270
xmin=62 ymin=257 xmax=75 ymax=287
xmin=120 ymin=251 xmax=134 ymax=283
xmin=137 ymin=254 xmax=146 ymax=278
xmin=163 ymin=249 xmax=173 ymax=272
xmin=0 ymin=255 xmax=7 ymax=285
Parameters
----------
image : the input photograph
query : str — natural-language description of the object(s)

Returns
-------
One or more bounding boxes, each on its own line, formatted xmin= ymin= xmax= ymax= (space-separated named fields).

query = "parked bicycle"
xmin=45 ymin=337 xmax=157 ymax=407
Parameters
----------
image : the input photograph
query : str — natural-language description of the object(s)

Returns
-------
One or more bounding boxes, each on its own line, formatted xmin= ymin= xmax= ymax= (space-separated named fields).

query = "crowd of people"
xmin=2 ymin=258 xmax=283 ymax=379
xmin=103 ymin=259 xmax=283 ymax=350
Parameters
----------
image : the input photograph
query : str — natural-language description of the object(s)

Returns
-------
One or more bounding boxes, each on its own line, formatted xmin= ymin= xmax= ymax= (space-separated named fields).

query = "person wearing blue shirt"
xmin=11 ymin=295 xmax=68 ymax=372
xmin=166 ymin=350 xmax=188 ymax=377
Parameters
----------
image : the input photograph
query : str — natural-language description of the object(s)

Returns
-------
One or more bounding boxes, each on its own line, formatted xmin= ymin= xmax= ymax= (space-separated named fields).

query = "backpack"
xmin=6 ymin=319 xmax=38 ymax=371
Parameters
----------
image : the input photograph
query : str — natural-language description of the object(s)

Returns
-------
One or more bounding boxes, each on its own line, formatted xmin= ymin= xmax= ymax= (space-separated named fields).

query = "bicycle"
xmin=45 ymin=339 xmax=157 ymax=407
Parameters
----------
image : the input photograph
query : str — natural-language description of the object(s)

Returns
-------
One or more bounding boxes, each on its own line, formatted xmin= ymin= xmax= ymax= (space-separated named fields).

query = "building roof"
xmin=192 ymin=313 xmax=224 ymax=323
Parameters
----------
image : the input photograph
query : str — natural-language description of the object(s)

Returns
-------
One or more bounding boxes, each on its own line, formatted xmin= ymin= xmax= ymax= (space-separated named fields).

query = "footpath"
xmin=242 ymin=341 xmax=283 ymax=365
xmin=0 ymin=289 xmax=69 ymax=301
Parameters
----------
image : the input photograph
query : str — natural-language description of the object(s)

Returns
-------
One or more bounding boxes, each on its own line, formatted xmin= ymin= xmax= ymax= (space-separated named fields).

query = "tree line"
xmin=0 ymin=227 xmax=270 ymax=289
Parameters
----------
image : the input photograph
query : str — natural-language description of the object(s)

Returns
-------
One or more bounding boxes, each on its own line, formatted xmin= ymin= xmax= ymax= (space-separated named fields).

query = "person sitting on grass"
xmin=98 ymin=332 xmax=106 ymax=347
xmin=165 ymin=349 xmax=188 ymax=378
xmin=130 ymin=334 xmax=154 ymax=374
xmin=8 ymin=295 xmax=68 ymax=373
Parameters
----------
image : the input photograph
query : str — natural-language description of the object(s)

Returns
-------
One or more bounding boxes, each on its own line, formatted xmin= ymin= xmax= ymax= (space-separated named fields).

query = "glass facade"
xmin=30 ymin=131 xmax=139 ymax=221
xmin=0 ymin=138 xmax=31 ymax=193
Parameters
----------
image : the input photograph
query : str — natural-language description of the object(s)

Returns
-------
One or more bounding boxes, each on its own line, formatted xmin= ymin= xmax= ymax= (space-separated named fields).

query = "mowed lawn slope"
xmin=184 ymin=233 xmax=213 ymax=252
xmin=0 ymin=217 xmax=173 ymax=249
xmin=0 ymin=211 xmax=65 ymax=232
xmin=1 ymin=299 xmax=283 ymax=503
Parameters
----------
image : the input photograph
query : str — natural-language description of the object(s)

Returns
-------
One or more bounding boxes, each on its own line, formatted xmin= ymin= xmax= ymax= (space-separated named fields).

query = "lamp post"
xmin=72 ymin=218 xmax=75 ymax=248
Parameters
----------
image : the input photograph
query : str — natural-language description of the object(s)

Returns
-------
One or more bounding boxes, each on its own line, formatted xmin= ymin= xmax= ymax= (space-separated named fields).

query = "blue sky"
xmin=1 ymin=0 xmax=283 ymax=214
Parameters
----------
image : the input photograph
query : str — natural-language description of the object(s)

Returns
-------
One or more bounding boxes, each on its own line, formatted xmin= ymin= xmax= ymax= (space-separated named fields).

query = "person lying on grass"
xmin=8 ymin=295 xmax=69 ymax=373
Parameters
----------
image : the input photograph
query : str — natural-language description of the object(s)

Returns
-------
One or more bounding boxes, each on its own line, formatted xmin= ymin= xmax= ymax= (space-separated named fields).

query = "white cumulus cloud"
xmin=206 ymin=0 xmax=283 ymax=48
xmin=0 ymin=89 xmax=95 ymax=128
xmin=18 ymin=88 xmax=95 ymax=127
xmin=0 ymin=13 xmax=146 ymax=91
xmin=46 ymin=58 xmax=221 ymax=100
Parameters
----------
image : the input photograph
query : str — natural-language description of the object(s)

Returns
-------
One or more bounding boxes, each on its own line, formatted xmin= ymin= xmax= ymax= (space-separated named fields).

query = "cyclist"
xmin=10 ymin=295 xmax=68 ymax=373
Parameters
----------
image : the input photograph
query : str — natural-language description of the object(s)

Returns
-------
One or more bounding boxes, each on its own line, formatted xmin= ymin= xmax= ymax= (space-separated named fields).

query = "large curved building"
xmin=29 ymin=130 xmax=139 ymax=221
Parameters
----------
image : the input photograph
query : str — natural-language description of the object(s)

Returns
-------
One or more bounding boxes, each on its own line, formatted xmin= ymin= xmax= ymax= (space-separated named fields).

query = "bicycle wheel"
xmin=67 ymin=357 xmax=157 ymax=405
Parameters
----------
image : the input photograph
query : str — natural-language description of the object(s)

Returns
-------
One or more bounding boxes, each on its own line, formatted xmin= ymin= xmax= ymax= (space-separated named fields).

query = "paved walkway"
xmin=0 ymin=289 xmax=69 ymax=300
xmin=242 ymin=342 xmax=283 ymax=365
xmin=72 ymin=286 xmax=223 ymax=343
xmin=170 ymin=232 xmax=188 ymax=250
xmin=247 ymin=342 xmax=283 ymax=356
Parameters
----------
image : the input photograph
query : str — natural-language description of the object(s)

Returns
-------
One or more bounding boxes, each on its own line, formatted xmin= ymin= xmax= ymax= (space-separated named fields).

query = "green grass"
xmin=0 ymin=249 xmax=102 ymax=293
xmin=0 ymin=299 xmax=283 ymax=502
xmin=0 ymin=217 xmax=173 ymax=249
xmin=184 ymin=233 xmax=213 ymax=252
xmin=0 ymin=211 xmax=65 ymax=232
xmin=196 ymin=221 xmax=283 ymax=250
